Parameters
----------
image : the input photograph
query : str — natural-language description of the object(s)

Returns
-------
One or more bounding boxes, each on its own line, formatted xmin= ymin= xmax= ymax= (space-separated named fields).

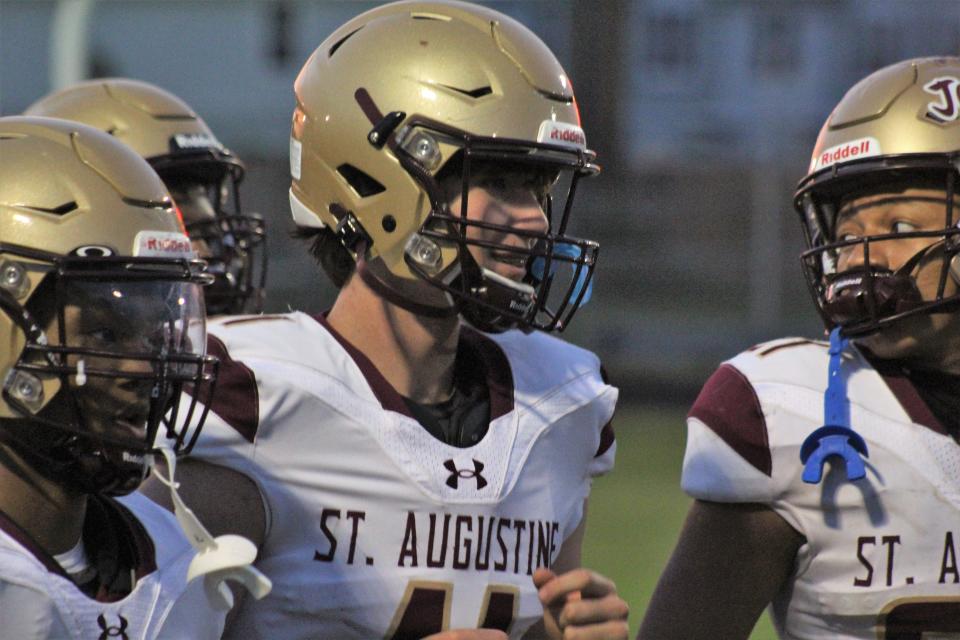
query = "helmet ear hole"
xmin=336 ymin=164 xmax=386 ymax=198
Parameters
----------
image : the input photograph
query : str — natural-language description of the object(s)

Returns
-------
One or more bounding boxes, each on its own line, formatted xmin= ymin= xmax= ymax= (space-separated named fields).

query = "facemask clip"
xmin=367 ymin=111 xmax=406 ymax=149
xmin=404 ymin=233 xmax=443 ymax=272
xmin=0 ymin=261 xmax=29 ymax=299
xmin=4 ymin=369 xmax=44 ymax=413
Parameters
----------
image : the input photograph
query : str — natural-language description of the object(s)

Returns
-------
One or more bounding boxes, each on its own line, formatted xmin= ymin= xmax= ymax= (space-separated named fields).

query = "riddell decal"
xmin=811 ymin=137 xmax=880 ymax=172
xmin=133 ymin=231 xmax=195 ymax=259
xmin=537 ymin=120 xmax=586 ymax=150
xmin=171 ymin=132 xmax=221 ymax=151
xmin=923 ymin=76 xmax=960 ymax=124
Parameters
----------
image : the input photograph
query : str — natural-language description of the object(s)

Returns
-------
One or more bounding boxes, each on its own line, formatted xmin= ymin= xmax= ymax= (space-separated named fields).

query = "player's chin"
xmin=855 ymin=328 xmax=917 ymax=360
xmin=859 ymin=311 xmax=953 ymax=360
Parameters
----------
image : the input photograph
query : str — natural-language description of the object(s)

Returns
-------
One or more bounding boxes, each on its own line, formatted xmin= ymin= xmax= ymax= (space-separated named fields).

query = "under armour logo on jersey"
xmin=97 ymin=613 xmax=129 ymax=639
xmin=923 ymin=76 xmax=960 ymax=124
xmin=443 ymin=459 xmax=487 ymax=490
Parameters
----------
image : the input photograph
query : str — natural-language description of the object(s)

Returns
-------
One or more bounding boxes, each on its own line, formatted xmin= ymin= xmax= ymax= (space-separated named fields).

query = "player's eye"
xmin=892 ymin=220 xmax=918 ymax=234
xmin=835 ymin=226 xmax=860 ymax=243
xmin=524 ymin=178 xmax=550 ymax=200
xmin=85 ymin=327 xmax=118 ymax=344
xmin=479 ymin=176 xmax=508 ymax=192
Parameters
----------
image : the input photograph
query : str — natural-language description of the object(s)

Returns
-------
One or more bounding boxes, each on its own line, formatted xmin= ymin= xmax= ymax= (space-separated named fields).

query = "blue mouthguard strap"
xmin=799 ymin=327 xmax=869 ymax=484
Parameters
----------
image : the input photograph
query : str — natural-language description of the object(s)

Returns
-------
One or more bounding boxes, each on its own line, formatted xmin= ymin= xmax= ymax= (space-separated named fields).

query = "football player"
xmin=143 ymin=1 xmax=629 ymax=638
xmin=638 ymin=56 xmax=960 ymax=640
xmin=0 ymin=115 xmax=268 ymax=638
xmin=25 ymin=78 xmax=267 ymax=316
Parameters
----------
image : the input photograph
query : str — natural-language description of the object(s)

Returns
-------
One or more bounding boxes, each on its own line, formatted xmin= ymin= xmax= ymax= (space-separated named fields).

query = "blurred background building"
xmin=2 ymin=0 xmax=958 ymax=403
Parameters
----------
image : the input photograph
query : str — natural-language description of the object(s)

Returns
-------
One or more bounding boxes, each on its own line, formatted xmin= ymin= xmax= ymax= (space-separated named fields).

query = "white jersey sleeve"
xmin=681 ymin=337 xmax=960 ymax=639
xmin=182 ymin=311 xmax=617 ymax=640
xmin=0 ymin=492 xmax=225 ymax=639
xmin=680 ymin=340 xmax=801 ymax=506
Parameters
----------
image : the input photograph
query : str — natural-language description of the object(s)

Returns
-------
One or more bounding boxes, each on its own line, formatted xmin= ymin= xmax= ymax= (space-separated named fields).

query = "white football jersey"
xmin=186 ymin=311 xmax=617 ymax=639
xmin=0 ymin=492 xmax=225 ymax=639
xmin=683 ymin=338 xmax=960 ymax=640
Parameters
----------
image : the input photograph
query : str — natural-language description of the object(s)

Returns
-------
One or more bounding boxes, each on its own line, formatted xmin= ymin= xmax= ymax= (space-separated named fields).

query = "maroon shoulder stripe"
xmin=204 ymin=334 xmax=260 ymax=443
xmin=754 ymin=338 xmax=818 ymax=357
xmin=595 ymin=363 xmax=615 ymax=457
xmin=0 ymin=508 xmax=67 ymax=577
xmin=103 ymin=497 xmax=157 ymax=580
xmin=311 ymin=313 xmax=412 ymax=416
xmin=688 ymin=364 xmax=771 ymax=476
xmin=877 ymin=375 xmax=945 ymax=435
xmin=865 ymin=355 xmax=947 ymax=436
xmin=595 ymin=421 xmax=615 ymax=458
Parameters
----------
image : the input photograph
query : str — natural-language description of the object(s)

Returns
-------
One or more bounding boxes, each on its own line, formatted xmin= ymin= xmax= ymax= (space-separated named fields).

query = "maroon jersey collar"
xmin=0 ymin=495 xmax=157 ymax=602
xmin=312 ymin=313 xmax=514 ymax=421
xmin=860 ymin=349 xmax=948 ymax=437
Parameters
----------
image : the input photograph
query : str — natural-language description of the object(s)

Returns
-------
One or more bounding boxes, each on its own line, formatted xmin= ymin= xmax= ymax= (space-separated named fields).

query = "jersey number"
xmin=878 ymin=597 xmax=960 ymax=639
xmin=386 ymin=581 xmax=519 ymax=639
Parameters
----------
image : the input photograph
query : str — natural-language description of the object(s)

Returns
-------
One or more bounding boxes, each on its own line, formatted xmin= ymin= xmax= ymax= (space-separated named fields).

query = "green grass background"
xmin=581 ymin=405 xmax=778 ymax=639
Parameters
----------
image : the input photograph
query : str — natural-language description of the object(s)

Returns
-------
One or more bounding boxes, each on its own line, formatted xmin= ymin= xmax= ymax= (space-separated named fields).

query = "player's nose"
xmin=839 ymin=236 xmax=893 ymax=272
xmin=504 ymin=197 xmax=548 ymax=239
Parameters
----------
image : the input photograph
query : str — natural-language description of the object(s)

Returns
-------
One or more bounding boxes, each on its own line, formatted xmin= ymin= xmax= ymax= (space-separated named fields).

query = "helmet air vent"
xmin=22 ymin=201 xmax=78 ymax=216
xmin=437 ymin=84 xmax=493 ymax=99
xmin=152 ymin=114 xmax=197 ymax=122
xmin=328 ymin=27 xmax=363 ymax=58
xmin=337 ymin=164 xmax=386 ymax=198
xmin=411 ymin=13 xmax=452 ymax=22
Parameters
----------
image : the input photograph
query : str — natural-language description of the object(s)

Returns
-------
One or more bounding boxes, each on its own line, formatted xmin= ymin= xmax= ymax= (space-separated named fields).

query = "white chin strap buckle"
xmin=151 ymin=446 xmax=272 ymax=610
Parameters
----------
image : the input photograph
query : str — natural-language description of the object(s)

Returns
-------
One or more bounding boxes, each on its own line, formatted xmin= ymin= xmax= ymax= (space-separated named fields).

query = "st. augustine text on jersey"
xmin=853 ymin=532 xmax=960 ymax=587
xmin=312 ymin=508 xmax=561 ymax=575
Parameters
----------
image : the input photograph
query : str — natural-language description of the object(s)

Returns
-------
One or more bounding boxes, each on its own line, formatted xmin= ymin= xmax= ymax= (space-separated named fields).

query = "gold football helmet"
xmin=291 ymin=0 xmax=599 ymax=332
xmin=25 ymin=78 xmax=266 ymax=315
xmin=795 ymin=56 xmax=960 ymax=335
xmin=0 ymin=116 xmax=216 ymax=495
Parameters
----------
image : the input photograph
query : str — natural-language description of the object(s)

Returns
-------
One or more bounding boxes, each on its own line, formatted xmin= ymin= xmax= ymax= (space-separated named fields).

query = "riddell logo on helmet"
xmin=551 ymin=129 xmax=585 ymax=145
xmin=537 ymin=121 xmax=587 ymax=150
xmin=171 ymin=133 xmax=221 ymax=151
xmin=811 ymin=137 xmax=881 ymax=172
xmin=134 ymin=231 xmax=196 ymax=259
xmin=122 ymin=452 xmax=146 ymax=464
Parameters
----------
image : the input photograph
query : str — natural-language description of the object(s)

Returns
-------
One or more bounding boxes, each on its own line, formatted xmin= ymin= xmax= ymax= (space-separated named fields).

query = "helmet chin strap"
xmin=453 ymin=252 xmax=536 ymax=333
xmin=800 ymin=327 xmax=870 ymax=484
xmin=149 ymin=445 xmax=271 ymax=610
